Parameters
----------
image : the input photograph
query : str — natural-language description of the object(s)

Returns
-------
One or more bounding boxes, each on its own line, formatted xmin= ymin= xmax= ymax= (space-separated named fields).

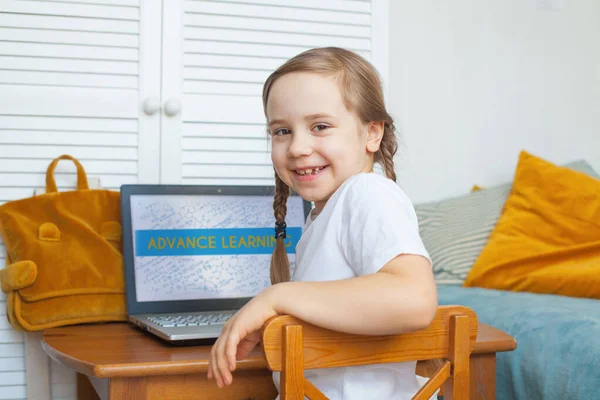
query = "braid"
xmin=377 ymin=122 xmax=398 ymax=182
xmin=270 ymin=171 xmax=291 ymax=284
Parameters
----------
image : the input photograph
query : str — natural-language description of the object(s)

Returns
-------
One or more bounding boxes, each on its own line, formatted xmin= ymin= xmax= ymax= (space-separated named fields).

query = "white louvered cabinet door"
xmin=0 ymin=1 xmax=162 ymax=399
xmin=160 ymin=0 xmax=380 ymax=185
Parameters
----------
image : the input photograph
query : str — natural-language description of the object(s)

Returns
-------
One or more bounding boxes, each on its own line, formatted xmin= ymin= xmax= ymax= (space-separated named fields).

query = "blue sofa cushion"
xmin=438 ymin=285 xmax=600 ymax=400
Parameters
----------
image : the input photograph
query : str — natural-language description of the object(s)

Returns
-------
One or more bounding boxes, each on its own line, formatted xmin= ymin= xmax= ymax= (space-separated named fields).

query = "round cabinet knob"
xmin=164 ymin=98 xmax=182 ymax=117
xmin=142 ymin=97 xmax=161 ymax=115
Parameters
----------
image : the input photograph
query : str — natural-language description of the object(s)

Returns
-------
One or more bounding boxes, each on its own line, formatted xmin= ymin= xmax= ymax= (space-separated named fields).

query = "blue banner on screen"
xmin=135 ymin=227 xmax=302 ymax=256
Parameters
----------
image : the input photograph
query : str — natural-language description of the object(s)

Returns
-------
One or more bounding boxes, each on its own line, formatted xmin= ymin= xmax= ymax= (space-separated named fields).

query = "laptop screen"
xmin=121 ymin=185 xmax=311 ymax=314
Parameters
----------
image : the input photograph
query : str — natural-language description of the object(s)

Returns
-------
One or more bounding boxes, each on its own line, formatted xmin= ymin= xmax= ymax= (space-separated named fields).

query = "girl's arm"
xmin=271 ymin=254 xmax=438 ymax=335
xmin=207 ymin=254 xmax=437 ymax=388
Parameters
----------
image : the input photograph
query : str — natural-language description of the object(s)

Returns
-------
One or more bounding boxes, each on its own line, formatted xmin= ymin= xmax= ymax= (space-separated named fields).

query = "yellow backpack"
xmin=0 ymin=155 xmax=126 ymax=331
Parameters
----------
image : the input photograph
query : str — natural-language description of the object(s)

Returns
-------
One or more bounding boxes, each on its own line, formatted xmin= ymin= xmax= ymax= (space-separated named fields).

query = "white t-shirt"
xmin=273 ymin=172 xmax=433 ymax=400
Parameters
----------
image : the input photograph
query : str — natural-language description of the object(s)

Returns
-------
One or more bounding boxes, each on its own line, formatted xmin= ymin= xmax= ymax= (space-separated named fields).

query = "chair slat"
xmin=281 ymin=325 xmax=305 ymax=400
xmin=412 ymin=360 xmax=451 ymax=400
xmin=444 ymin=314 xmax=471 ymax=400
xmin=304 ymin=377 xmax=329 ymax=400
xmin=262 ymin=305 xmax=478 ymax=371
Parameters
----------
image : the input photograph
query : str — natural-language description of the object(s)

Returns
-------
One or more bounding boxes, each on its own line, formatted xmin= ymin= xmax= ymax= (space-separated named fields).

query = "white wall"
xmin=388 ymin=0 xmax=600 ymax=204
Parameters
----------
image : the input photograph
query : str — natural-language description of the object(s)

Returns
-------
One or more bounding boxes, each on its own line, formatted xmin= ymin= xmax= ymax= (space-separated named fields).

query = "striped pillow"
xmin=415 ymin=160 xmax=599 ymax=285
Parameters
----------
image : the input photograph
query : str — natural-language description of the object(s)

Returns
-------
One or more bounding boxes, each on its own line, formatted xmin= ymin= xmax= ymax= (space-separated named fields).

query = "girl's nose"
xmin=287 ymin=131 xmax=313 ymax=158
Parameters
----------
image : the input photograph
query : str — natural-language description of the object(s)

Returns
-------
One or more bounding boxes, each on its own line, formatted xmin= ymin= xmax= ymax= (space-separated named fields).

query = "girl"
xmin=207 ymin=47 xmax=438 ymax=399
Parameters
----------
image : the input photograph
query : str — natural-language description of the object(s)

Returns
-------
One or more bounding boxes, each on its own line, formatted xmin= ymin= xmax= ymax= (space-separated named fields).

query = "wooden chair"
xmin=261 ymin=305 xmax=478 ymax=400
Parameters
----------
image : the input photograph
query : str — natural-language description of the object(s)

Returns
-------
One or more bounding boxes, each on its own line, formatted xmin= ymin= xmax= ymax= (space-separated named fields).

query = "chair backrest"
xmin=261 ymin=305 xmax=478 ymax=400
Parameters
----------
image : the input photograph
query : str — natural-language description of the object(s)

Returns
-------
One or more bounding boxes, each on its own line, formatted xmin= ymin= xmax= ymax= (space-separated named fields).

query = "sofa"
xmin=414 ymin=155 xmax=600 ymax=400
xmin=436 ymin=285 xmax=599 ymax=399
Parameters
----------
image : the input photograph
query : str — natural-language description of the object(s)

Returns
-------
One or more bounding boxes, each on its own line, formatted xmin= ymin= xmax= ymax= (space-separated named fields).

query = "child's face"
xmin=267 ymin=72 xmax=379 ymax=212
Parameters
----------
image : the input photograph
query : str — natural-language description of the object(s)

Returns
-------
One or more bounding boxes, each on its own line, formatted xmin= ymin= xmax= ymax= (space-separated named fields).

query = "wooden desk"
xmin=42 ymin=322 xmax=516 ymax=400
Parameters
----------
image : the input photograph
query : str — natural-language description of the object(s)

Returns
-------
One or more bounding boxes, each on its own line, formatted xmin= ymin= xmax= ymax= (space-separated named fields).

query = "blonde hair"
xmin=263 ymin=47 xmax=399 ymax=285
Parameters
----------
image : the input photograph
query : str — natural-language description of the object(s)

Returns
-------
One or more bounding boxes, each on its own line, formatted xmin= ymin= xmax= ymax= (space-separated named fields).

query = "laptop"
xmin=120 ymin=184 xmax=311 ymax=343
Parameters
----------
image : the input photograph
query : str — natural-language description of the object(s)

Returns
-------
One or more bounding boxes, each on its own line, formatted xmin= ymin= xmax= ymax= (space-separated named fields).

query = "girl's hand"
xmin=207 ymin=285 xmax=280 ymax=388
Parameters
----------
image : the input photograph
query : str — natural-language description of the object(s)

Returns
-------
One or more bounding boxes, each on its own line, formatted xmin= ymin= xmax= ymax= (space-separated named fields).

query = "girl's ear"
xmin=365 ymin=121 xmax=385 ymax=153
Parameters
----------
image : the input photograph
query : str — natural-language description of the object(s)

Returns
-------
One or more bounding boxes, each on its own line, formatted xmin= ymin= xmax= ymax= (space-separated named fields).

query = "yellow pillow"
xmin=464 ymin=151 xmax=600 ymax=299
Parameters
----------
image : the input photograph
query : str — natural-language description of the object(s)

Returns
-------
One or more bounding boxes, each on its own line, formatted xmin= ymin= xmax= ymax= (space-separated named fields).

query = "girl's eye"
xmin=313 ymin=124 xmax=329 ymax=132
xmin=273 ymin=128 xmax=291 ymax=136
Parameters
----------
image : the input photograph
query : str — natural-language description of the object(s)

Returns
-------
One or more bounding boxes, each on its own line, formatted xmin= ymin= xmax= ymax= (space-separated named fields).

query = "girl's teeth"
xmin=296 ymin=167 xmax=325 ymax=175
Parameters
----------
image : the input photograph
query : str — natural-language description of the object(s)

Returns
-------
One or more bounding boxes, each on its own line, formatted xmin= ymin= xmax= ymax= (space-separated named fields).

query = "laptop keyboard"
xmin=147 ymin=312 xmax=234 ymax=327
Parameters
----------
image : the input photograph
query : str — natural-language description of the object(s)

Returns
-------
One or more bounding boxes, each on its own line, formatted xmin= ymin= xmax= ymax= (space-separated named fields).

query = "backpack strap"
xmin=45 ymin=155 xmax=89 ymax=193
